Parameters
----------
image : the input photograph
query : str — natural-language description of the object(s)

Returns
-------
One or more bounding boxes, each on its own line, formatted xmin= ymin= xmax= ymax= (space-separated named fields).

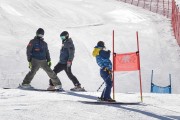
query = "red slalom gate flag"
xmin=114 ymin=52 xmax=140 ymax=71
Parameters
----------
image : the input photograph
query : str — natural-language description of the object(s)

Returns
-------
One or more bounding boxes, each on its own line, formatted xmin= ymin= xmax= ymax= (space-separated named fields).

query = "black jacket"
xmin=26 ymin=36 xmax=51 ymax=62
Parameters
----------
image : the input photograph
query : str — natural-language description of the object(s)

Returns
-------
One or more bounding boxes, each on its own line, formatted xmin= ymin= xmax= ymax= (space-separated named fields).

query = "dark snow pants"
xmin=100 ymin=69 xmax=112 ymax=99
xmin=22 ymin=58 xmax=61 ymax=86
xmin=49 ymin=62 xmax=80 ymax=86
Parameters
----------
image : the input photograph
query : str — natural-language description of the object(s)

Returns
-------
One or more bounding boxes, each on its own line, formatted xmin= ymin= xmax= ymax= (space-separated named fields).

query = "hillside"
xmin=0 ymin=0 xmax=179 ymax=94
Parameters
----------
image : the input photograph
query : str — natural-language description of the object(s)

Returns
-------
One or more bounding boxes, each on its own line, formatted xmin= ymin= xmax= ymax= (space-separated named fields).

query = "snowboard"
xmin=3 ymin=86 xmax=86 ymax=92
xmin=3 ymin=87 xmax=65 ymax=92
xmin=78 ymin=100 xmax=141 ymax=105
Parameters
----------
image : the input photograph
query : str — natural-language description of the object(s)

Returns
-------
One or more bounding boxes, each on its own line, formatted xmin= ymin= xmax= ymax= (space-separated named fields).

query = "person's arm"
xmin=66 ymin=42 xmax=75 ymax=72
xmin=99 ymin=50 xmax=110 ymax=59
xmin=45 ymin=43 xmax=51 ymax=62
xmin=67 ymin=43 xmax=75 ymax=62
xmin=99 ymin=50 xmax=112 ymax=71
xmin=26 ymin=40 xmax=33 ymax=62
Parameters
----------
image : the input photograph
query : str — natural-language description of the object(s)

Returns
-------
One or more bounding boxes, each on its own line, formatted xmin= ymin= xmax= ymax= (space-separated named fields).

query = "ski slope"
xmin=0 ymin=88 xmax=180 ymax=120
xmin=0 ymin=0 xmax=179 ymax=93
xmin=0 ymin=0 xmax=180 ymax=119
xmin=176 ymin=0 xmax=180 ymax=5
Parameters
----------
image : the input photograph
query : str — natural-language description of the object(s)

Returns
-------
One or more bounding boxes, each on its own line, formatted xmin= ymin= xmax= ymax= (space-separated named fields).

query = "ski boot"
xmin=70 ymin=85 xmax=85 ymax=91
xmin=19 ymin=84 xmax=34 ymax=89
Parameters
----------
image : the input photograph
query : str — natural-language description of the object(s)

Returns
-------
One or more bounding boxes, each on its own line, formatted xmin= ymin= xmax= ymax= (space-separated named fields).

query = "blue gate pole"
xmin=169 ymin=74 xmax=172 ymax=94
xmin=150 ymin=70 xmax=154 ymax=92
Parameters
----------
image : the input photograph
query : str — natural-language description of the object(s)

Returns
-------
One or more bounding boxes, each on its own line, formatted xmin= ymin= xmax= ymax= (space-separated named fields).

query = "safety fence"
xmin=172 ymin=0 xmax=180 ymax=46
xmin=117 ymin=0 xmax=172 ymax=18
xmin=118 ymin=0 xmax=180 ymax=46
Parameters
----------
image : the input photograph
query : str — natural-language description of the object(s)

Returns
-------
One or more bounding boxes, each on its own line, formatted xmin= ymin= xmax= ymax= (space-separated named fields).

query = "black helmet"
xmin=36 ymin=28 xmax=44 ymax=37
xmin=97 ymin=41 xmax=105 ymax=48
xmin=60 ymin=31 xmax=69 ymax=40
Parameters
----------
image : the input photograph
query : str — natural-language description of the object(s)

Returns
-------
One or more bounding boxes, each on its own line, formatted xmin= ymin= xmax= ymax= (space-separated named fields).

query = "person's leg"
xmin=100 ymin=69 xmax=112 ymax=100
xmin=41 ymin=60 xmax=62 ymax=86
xmin=100 ymin=70 xmax=105 ymax=99
xmin=100 ymin=89 xmax=105 ymax=99
xmin=22 ymin=59 xmax=40 ymax=85
xmin=64 ymin=65 xmax=80 ymax=86
xmin=49 ymin=63 xmax=66 ymax=86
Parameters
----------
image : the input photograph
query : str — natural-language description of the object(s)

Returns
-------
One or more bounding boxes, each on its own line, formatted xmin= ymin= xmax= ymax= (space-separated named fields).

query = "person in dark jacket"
xmin=92 ymin=41 xmax=115 ymax=102
xmin=47 ymin=31 xmax=85 ymax=91
xmin=21 ymin=28 xmax=62 ymax=90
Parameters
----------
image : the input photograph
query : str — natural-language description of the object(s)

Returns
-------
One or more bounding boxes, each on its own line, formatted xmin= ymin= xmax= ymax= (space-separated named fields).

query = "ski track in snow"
xmin=0 ymin=3 xmax=22 ymax=16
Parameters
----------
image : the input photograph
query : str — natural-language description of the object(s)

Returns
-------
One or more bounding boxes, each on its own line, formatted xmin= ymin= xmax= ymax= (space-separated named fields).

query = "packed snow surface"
xmin=0 ymin=88 xmax=180 ymax=120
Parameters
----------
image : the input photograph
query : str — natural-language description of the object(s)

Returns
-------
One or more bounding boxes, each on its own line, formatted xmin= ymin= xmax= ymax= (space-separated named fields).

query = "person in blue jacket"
xmin=92 ymin=41 xmax=115 ymax=102
xmin=21 ymin=28 xmax=62 ymax=90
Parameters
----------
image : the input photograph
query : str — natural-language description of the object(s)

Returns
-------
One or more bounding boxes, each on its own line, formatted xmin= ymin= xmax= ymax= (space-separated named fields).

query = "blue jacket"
xmin=26 ymin=37 xmax=50 ymax=62
xmin=92 ymin=46 xmax=112 ymax=71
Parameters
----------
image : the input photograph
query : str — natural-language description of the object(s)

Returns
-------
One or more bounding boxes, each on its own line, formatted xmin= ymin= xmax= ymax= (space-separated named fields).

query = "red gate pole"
xmin=112 ymin=30 xmax=115 ymax=100
xmin=136 ymin=31 xmax=143 ymax=102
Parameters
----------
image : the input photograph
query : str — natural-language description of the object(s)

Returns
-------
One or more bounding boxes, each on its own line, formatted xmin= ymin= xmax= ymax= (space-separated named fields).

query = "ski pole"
xmin=97 ymin=82 xmax=105 ymax=92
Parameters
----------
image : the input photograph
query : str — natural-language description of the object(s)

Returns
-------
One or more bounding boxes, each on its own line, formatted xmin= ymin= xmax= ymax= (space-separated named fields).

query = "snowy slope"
xmin=0 ymin=0 xmax=180 ymax=119
xmin=0 ymin=0 xmax=180 ymax=94
xmin=0 ymin=88 xmax=180 ymax=120
xmin=175 ymin=0 xmax=180 ymax=5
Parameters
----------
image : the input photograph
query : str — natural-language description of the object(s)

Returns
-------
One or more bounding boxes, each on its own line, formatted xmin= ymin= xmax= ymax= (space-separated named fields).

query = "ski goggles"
xmin=60 ymin=36 xmax=66 ymax=40
xmin=37 ymin=34 xmax=44 ymax=38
